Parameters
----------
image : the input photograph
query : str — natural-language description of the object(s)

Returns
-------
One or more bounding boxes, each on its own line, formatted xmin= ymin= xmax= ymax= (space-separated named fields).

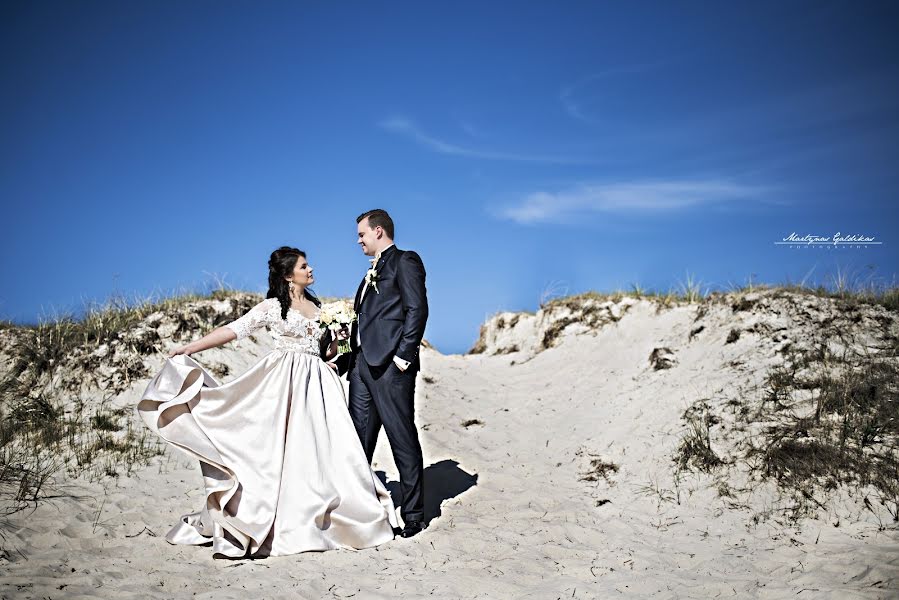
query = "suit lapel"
xmin=354 ymin=278 xmax=366 ymax=311
xmin=357 ymin=246 xmax=398 ymax=310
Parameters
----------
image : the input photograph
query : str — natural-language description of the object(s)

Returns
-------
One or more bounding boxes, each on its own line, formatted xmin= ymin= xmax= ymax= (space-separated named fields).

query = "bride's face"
xmin=288 ymin=257 xmax=314 ymax=288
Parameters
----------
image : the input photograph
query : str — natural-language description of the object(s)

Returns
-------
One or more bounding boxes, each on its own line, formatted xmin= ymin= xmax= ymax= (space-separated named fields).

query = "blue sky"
xmin=2 ymin=1 xmax=898 ymax=353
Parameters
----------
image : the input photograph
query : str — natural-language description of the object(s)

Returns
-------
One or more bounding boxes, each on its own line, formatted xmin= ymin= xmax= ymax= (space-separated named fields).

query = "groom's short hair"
xmin=357 ymin=209 xmax=394 ymax=239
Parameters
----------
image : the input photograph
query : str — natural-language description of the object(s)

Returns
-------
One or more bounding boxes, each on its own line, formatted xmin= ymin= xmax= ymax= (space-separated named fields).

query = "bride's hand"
xmin=168 ymin=344 xmax=192 ymax=358
xmin=335 ymin=326 xmax=350 ymax=342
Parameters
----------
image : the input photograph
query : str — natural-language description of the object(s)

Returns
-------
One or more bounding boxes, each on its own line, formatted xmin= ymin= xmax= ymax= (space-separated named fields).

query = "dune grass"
xmin=544 ymin=268 xmax=899 ymax=312
xmin=476 ymin=268 xmax=898 ymax=355
xmin=745 ymin=339 xmax=899 ymax=524
xmin=531 ymin=270 xmax=899 ymax=523
xmin=669 ymin=276 xmax=899 ymax=524
xmin=0 ymin=288 xmax=261 ymax=515
xmin=470 ymin=269 xmax=899 ymax=355
xmin=675 ymin=402 xmax=725 ymax=474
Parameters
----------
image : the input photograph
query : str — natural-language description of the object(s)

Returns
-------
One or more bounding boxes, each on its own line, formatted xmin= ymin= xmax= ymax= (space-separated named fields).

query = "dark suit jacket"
xmin=350 ymin=245 xmax=428 ymax=368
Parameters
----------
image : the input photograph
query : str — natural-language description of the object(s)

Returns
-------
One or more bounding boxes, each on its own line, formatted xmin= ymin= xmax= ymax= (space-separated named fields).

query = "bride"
xmin=137 ymin=246 xmax=398 ymax=558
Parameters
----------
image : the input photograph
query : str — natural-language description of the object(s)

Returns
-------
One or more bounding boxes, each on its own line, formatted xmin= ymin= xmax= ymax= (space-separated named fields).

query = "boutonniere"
xmin=365 ymin=255 xmax=380 ymax=294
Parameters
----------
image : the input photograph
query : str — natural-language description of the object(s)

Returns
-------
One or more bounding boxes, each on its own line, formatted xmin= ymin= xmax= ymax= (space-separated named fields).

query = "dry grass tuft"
xmin=468 ymin=325 xmax=488 ymax=355
xmin=579 ymin=458 xmax=620 ymax=484
xmin=673 ymin=281 xmax=899 ymax=523
xmin=746 ymin=341 xmax=899 ymax=522
xmin=675 ymin=404 xmax=724 ymax=473
xmin=0 ymin=288 xmax=257 ymax=515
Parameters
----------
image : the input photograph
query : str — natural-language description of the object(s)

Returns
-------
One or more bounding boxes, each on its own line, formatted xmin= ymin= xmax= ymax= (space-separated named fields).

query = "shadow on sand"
xmin=376 ymin=459 xmax=477 ymax=524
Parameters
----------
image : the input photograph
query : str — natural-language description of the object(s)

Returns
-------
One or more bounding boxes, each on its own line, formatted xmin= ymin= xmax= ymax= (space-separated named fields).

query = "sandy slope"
xmin=1 ymin=297 xmax=897 ymax=599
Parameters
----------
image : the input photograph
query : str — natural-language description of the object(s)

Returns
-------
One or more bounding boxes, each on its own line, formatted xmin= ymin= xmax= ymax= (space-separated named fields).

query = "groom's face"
xmin=357 ymin=218 xmax=380 ymax=256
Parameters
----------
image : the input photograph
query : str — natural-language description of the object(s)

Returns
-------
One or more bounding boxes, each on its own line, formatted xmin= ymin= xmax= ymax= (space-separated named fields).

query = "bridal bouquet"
xmin=319 ymin=300 xmax=356 ymax=354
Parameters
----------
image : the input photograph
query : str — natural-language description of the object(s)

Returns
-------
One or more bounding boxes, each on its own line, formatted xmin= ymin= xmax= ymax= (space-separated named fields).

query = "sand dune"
xmin=1 ymin=290 xmax=897 ymax=598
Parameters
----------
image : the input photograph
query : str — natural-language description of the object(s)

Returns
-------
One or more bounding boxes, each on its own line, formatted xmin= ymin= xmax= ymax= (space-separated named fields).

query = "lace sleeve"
xmin=224 ymin=298 xmax=274 ymax=340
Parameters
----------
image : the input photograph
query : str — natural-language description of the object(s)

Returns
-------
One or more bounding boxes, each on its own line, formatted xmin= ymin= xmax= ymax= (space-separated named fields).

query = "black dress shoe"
xmin=400 ymin=520 xmax=424 ymax=538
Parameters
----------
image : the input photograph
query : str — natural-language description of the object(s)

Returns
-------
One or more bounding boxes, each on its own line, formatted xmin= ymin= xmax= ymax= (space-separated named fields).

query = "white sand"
xmin=1 ymin=293 xmax=897 ymax=598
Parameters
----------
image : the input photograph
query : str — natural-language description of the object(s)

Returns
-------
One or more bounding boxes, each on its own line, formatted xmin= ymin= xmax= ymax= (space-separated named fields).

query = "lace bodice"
xmin=224 ymin=298 xmax=324 ymax=356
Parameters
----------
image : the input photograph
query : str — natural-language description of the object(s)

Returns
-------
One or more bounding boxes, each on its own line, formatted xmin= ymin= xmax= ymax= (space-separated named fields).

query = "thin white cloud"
xmin=457 ymin=118 xmax=483 ymax=139
xmin=379 ymin=116 xmax=598 ymax=165
xmin=629 ymin=68 xmax=898 ymax=151
xmin=560 ymin=60 xmax=675 ymax=124
xmin=499 ymin=180 xmax=768 ymax=224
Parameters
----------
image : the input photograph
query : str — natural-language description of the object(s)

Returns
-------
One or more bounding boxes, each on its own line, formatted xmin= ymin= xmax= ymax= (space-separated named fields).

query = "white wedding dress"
xmin=138 ymin=297 xmax=398 ymax=558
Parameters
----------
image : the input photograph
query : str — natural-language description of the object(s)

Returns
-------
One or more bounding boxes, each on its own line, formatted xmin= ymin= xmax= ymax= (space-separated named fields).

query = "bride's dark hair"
xmin=267 ymin=246 xmax=321 ymax=320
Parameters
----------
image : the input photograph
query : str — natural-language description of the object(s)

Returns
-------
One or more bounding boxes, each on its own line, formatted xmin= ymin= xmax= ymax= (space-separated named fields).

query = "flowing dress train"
xmin=138 ymin=297 xmax=398 ymax=558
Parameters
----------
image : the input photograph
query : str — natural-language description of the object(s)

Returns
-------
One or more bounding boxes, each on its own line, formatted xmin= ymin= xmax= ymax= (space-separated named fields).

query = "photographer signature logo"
xmin=776 ymin=232 xmax=882 ymax=249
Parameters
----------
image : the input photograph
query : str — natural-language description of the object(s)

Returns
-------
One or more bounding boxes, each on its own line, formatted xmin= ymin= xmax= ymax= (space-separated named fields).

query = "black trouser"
xmin=348 ymin=351 xmax=424 ymax=522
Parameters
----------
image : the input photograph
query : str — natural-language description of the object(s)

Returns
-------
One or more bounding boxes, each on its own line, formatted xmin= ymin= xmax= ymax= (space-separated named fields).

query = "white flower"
xmin=320 ymin=300 xmax=356 ymax=332
xmin=319 ymin=299 xmax=356 ymax=354
xmin=365 ymin=267 xmax=379 ymax=294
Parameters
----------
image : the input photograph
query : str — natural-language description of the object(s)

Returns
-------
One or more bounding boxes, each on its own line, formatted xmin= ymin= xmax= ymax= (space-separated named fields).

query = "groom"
xmin=348 ymin=209 xmax=429 ymax=538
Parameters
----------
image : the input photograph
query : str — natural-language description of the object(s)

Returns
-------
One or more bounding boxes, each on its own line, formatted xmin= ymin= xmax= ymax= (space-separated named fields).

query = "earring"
xmin=288 ymin=281 xmax=295 ymax=293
